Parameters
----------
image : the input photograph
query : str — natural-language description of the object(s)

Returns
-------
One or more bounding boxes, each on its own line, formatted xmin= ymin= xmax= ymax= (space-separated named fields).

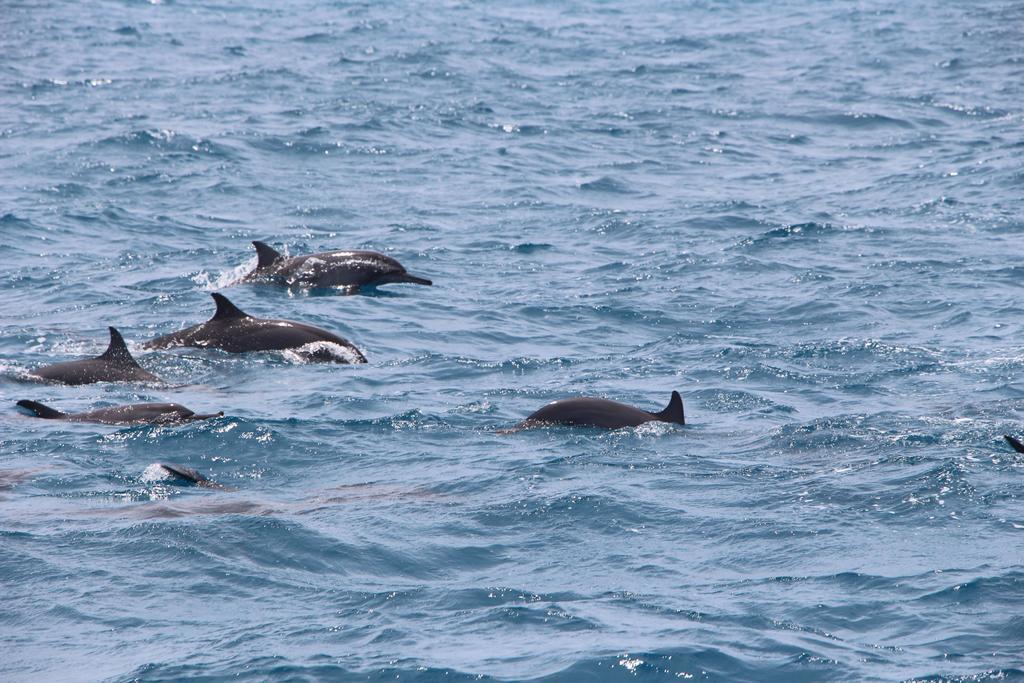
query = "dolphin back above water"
xmin=143 ymin=293 xmax=367 ymax=363
xmin=17 ymin=400 xmax=222 ymax=425
xmin=507 ymin=391 xmax=686 ymax=431
xmin=29 ymin=327 xmax=162 ymax=385
xmin=242 ymin=240 xmax=432 ymax=290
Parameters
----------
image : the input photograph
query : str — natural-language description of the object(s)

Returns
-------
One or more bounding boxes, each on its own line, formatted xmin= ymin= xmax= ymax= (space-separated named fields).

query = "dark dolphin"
xmin=28 ymin=327 xmax=162 ymax=385
xmin=143 ymin=293 xmax=367 ymax=363
xmin=506 ymin=391 xmax=685 ymax=431
xmin=16 ymin=400 xmax=222 ymax=425
xmin=158 ymin=463 xmax=232 ymax=490
xmin=1005 ymin=435 xmax=1024 ymax=453
xmin=241 ymin=240 xmax=432 ymax=290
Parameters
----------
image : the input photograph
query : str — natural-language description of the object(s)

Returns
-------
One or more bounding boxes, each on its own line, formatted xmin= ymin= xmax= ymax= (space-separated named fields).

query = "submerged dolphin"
xmin=1004 ymin=435 xmax=1024 ymax=453
xmin=16 ymin=400 xmax=222 ymax=425
xmin=241 ymin=240 xmax=432 ymax=290
xmin=158 ymin=463 xmax=232 ymax=490
xmin=143 ymin=293 xmax=367 ymax=363
xmin=28 ymin=327 xmax=162 ymax=385
xmin=506 ymin=391 xmax=685 ymax=431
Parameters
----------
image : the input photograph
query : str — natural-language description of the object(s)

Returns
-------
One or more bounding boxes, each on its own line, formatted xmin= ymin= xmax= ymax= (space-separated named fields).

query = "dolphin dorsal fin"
xmin=17 ymin=399 xmax=66 ymax=419
xmin=99 ymin=327 xmax=141 ymax=366
xmin=655 ymin=391 xmax=685 ymax=425
xmin=210 ymin=293 xmax=250 ymax=321
xmin=1005 ymin=435 xmax=1024 ymax=453
xmin=252 ymin=241 xmax=284 ymax=269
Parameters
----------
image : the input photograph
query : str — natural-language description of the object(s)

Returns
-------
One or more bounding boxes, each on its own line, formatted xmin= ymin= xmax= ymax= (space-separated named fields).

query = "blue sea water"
xmin=2 ymin=0 xmax=1024 ymax=680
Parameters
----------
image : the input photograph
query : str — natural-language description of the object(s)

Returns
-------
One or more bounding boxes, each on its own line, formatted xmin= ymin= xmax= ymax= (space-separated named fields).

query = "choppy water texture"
xmin=2 ymin=1 xmax=1024 ymax=681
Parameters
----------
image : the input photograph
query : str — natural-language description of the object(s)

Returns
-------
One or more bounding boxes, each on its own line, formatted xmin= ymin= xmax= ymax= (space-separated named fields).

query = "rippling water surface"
xmin=3 ymin=1 xmax=1024 ymax=681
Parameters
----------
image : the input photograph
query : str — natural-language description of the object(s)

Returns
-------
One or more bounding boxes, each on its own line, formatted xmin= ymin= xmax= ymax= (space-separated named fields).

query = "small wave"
xmin=293 ymin=32 xmax=334 ymax=43
xmin=438 ymin=586 xmax=585 ymax=611
xmin=893 ymin=458 xmax=977 ymax=510
xmin=247 ymin=135 xmax=390 ymax=156
xmin=660 ymin=35 xmax=709 ymax=50
xmin=27 ymin=77 xmax=113 ymax=92
xmin=390 ymin=353 xmax=578 ymax=376
xmin=285 ymin=206 xmax=358 ymax=219
xmin=747 ymin=221 xmax=835 ymax=242
xmin=681 ymin=213 xmax=768 ymax=231
xmin=735 ymin=221 xmax=882 ymax=250
xmin=907 ymin=670 xmax=1024 ymax=683
xmin=694 ymin=388 xmax=795 ymax=414
xmin=821 ymin=111 xmax=915 ymax=129
xmin=92 ymin=129 xmax=235 ymax=159
xmin=546 ymin=648 xmax=757 ymax=681
xmin=193 ymin=255 xmax=258 ymax=291
xmin=474 ymin=492 xmax=650 ymax=531
xmin=915 ymin=571 xmax=1024 ymax=606
xmin=0 ymin=213 xmax=37 ymax=230
xmin=464 ymin=603 xmax=599 ymax=631
xmin=769 ymin=415 xmax=876 ymax=452
xmin=333 ymin=409 xmax=450 ymax=432
xmin=511 ymin=242 xmax=553 ymax=253
xmin=577 ymin=176 xmax=634 ymax=193
xmin=490 ymin=121 xmax=546 ymax=135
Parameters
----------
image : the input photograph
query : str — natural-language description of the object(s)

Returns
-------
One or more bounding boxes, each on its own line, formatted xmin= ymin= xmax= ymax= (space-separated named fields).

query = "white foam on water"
xmin=140 ymin=463 xmax=172 ymax=483
xmin=281 ymin=340 xmax=365 ymax=364
xmin=193 ymin=255 xmax=258 ymax=291
xmin=630 ymin=421 xmax=677 ymax=437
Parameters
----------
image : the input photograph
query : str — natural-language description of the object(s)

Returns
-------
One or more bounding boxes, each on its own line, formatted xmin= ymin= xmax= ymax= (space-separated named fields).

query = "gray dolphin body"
xmin=242 ymin=241 xmax=432 ymax=290
xmin=143 ymin=293 xmax=367 ymax=363
xmin=28 ymin=327 xmax=162 ymax=385
xmin=16 ymin=400 xmax=222 ymax=425
xmin=508 ymin=391 xmax=685 ymax=430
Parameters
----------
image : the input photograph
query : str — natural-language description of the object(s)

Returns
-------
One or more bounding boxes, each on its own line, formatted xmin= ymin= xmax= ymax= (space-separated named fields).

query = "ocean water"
xmin=2 ymin=0 xmax=1023 ymax=680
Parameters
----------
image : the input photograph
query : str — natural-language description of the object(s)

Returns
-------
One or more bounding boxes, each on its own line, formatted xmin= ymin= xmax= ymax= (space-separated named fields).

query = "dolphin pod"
xmin=26 ymin=236 xmax=1019 ymax=497
xmin=143 ymin=292 xmax=367 ymax=363
xmin=506 ymin=391 xmax=685 ymax=431
xmin=28 ymin=327 xmax=162 ymax=385
xmin=17 ymin=400 xmax=222 ymax=425
xmin=242 ymin=241 xmax=432 ymax=291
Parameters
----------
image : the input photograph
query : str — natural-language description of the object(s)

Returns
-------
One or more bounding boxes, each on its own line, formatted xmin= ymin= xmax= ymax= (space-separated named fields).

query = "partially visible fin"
xmin=16 ymin=399 xmax=66 ymax=419
xmin=252 ymin=241 xmax=284 ymax=269
xmin=655 ymin=391 xmax=685 ymax=425
xmin=1005 ymin=435 xmax=1024 ymax=453
xmin=210 ymin=293 xmax=250 ymax=321
xmin=99 ymin=327 xmax=141 ymax=366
